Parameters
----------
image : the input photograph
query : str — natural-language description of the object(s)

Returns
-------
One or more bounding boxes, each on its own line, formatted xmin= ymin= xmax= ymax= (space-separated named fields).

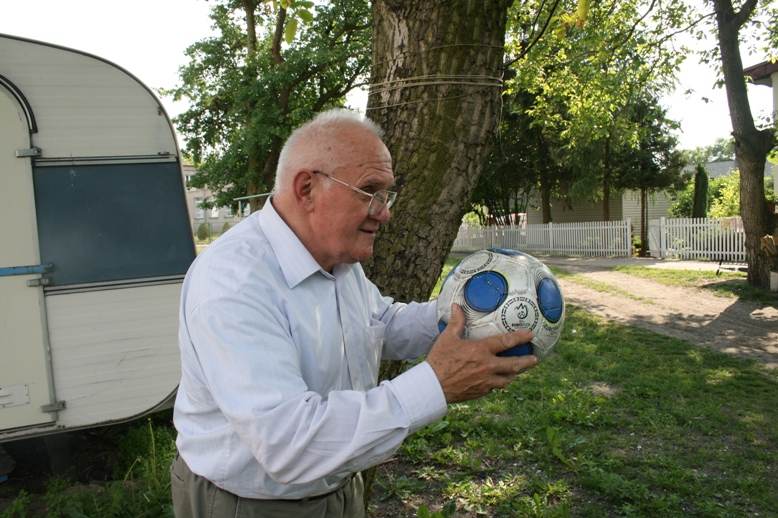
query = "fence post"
xmin=659 ymin=217 xmax=667 ymax=259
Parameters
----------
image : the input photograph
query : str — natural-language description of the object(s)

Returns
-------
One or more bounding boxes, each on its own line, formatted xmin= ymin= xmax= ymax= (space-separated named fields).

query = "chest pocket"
xmin=363 ymin=319 xmax=387 ymax=387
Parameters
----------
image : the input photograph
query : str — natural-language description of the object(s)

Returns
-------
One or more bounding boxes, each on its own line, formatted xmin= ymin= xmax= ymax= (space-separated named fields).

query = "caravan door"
xmin=0 ymin=83 xmax=56 ymax=431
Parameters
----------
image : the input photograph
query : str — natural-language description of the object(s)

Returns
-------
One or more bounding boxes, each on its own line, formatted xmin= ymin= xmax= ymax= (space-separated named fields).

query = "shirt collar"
xmin=258 ymin=198 xmax=331 ymax=288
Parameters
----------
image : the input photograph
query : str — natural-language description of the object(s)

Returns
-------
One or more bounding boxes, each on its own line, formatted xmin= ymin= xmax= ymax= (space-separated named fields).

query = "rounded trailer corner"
xmin=0 ymin=33 xmax=194 ymax=442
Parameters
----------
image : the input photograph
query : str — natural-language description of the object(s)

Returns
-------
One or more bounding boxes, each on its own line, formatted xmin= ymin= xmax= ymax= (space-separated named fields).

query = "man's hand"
xmin=426 ymin=303 xmax=538 ymax=403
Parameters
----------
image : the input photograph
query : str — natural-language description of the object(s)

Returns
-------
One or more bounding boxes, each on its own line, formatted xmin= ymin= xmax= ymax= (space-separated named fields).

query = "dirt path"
xmin=543 ymin=259 xmax=778 ymax=369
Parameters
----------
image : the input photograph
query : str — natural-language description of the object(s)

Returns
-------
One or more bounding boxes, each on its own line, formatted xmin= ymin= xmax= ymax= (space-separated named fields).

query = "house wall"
xmin=622 ymin=190 xmax=675 ymax=238
xmin=182 ymin=164 xmax=242 ymax=236
xmin=526 ymin=193 xmax=623 ymax=225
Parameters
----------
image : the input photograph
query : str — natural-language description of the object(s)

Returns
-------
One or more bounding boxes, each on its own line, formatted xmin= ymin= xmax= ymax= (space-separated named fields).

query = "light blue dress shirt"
xmin=173 ymin=199 xmax=448 ymax=499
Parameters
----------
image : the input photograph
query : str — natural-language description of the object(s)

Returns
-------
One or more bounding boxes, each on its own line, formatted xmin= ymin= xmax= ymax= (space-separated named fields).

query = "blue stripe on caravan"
xmin=0 ymin=264 xmax=53 ymax=277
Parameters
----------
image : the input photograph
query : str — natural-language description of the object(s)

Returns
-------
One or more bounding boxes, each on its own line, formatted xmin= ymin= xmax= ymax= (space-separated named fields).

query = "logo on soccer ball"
xmin=500 ymin=296 xmax=539 ymax=331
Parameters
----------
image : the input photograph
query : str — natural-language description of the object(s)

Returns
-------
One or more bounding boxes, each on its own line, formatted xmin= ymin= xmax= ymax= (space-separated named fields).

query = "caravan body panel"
xmin=0 ymin=34 xmax=194 ymax=441
xmin=0 ymin=82 xmax=56 ymax=432
xmin=0 ymin=36 xmax=176 ymax=160
xmin=45 ymin=284 xmax=181 ymax=428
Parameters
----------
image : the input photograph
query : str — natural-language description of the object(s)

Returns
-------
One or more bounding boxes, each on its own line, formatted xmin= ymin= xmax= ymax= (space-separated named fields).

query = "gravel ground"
xmin=541 ymin=256 xmax=778 ymax=369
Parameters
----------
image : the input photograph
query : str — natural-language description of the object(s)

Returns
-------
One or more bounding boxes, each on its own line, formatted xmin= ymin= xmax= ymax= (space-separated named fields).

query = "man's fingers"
xmin=445 ymin=303 xmax=466 ymax=338
xmin=484 ymin=329 xmax=534 ymax=354
xmin=493 ymin=354 xmax=538 ymax=375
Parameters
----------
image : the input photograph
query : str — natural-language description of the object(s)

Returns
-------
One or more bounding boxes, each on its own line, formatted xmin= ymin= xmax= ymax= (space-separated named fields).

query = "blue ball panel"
xmin=497 ymin=342 xmax=534 ymax=357
xmin=537 ymin=277 xmax=563 ymax=323
xmin=463 ymin=271 xmax=508 ymax=313
xmin=488 ymin=247 xmax=528 ymax=258
xmin=437 ymin=320 xmax=447 ymax=333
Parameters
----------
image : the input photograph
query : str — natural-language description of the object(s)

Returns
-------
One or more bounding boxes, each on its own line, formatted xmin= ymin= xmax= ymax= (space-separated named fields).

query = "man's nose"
xmin=373 ymin=203 xmax=391 ymax=222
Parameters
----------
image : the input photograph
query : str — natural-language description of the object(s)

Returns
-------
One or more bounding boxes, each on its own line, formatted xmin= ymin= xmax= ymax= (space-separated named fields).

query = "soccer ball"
xmin=436 ymin=248 xmax=565 ymax=358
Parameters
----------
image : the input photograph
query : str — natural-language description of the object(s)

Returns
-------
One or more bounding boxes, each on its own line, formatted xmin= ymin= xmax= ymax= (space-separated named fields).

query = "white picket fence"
xmin=452 ymin=220 xmax=633 ymax=257
xmin=648 ymin=216 xmax=745 ymax=262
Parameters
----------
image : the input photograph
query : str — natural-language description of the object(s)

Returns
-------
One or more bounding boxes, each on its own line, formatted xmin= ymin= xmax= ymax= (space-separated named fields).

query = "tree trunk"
xmin=713 ymin=0 xmax=777 ymax=287
xmin=361 ymin=0 xmax=511 ymax=508
xmin=540 ymin=182 xmax=552 ymax=223
xmin=602 ymin=138 xmax=611 ymax=221
xmin=363 ymin=0 xmax=511 ymax=301
xmin=640 ymin=187 xmax=648 ymax=257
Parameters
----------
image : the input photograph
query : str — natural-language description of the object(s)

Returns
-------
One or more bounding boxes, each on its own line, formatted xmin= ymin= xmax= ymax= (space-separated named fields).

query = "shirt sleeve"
xmin=362 ymin=278 xmax=441 ymax=361
xmin=185 ymin=292 xmax=447 ymax=486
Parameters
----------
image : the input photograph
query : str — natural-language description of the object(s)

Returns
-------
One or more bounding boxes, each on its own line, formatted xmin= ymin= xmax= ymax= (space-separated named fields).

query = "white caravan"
xmin=0 ymin=34 xmax=195 ymax=442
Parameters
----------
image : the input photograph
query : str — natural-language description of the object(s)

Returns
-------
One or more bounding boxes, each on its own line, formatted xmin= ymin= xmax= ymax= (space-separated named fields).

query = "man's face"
xmin=309 ymin=132 xmax=394 ymax=270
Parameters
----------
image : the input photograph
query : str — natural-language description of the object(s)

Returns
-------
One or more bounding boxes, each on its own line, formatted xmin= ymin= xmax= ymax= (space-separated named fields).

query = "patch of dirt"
xmin=551 ymin=265 xmax=778 ymax=369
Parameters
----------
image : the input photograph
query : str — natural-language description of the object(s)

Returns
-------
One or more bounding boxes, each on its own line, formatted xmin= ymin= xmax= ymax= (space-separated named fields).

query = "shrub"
xmin=196 ymin=223 xmax=209 ymax=241
xmin=221 ymin=222 xmax=231 ymax=234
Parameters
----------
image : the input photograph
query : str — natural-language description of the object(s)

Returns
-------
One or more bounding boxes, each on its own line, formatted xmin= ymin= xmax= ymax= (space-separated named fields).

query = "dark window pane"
xmin=33 ymin=162 xmax=195 ymax=286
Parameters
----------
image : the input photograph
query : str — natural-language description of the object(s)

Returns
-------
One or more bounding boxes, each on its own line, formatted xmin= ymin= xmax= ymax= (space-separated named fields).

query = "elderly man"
xmin=171 ymin=109 xmax=536 ymax=517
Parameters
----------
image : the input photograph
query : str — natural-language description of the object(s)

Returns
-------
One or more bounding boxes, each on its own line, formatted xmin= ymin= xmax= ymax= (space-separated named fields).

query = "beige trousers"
xmin=170 ymin=454 xmax=366 ymax=518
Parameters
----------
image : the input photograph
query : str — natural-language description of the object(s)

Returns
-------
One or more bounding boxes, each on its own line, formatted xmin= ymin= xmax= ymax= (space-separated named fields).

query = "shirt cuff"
xmin=422 ymin=300 xmax=441 ymax=338
xmin=387 ymin=361 xmax=447 ymax=433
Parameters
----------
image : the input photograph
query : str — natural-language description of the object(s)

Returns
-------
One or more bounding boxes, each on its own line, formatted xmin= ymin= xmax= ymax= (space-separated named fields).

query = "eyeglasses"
xmin=313 ymin=170 xmax=397 ymax=217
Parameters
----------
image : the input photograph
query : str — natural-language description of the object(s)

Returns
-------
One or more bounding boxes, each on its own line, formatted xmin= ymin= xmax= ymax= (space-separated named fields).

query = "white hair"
xmin=273 ymin=108 xmax=384 ymax=193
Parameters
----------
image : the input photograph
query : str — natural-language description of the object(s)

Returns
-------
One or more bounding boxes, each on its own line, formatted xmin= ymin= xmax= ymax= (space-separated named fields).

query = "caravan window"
xmin=33 ymin=162 xmax=195 ymax=287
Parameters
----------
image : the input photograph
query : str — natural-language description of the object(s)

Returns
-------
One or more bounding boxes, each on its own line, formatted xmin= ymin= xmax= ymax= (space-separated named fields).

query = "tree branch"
xmin=505 ymin=0 xmax=561 ymax=67
xmin=733 ymin=0 xmax=759 ymax=28
xmin=609 ymin=0 xmax=657 ymax=52
xmin=271 ymin=7 xmax=287 ymax=64
xmin=242 ymin=0 xmax=258 ymax=55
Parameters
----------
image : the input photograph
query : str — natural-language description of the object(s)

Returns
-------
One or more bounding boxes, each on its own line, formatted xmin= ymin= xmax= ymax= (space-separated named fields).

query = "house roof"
xmin=683 ymin=160 xmax=775 ymax=179
xmin=744 ymin=60 xmax=778 ymax=87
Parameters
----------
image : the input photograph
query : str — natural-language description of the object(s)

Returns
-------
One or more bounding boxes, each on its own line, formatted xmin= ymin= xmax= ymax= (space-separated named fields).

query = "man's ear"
xmin=292 ymin=170 xmax=315 ymax=211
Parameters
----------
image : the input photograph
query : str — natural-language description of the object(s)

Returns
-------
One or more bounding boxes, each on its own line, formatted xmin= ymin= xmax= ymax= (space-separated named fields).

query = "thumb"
xmin=445 ymin=303 xmax=466 ymax=338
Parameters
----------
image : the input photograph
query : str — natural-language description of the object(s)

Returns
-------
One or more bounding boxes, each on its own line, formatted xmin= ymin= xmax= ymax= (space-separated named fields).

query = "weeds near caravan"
xmin=0 ymin=418 xmax=176 ymax=518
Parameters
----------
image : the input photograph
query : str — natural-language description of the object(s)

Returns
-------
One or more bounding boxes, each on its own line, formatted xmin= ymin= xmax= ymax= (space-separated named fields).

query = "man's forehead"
xmin=338 ymin=160 xmax=394 ymax=183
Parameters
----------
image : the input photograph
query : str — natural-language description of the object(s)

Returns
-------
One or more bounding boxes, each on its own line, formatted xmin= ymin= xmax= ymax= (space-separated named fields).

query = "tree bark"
xmin=640 ymin=187 xmax=648 ymax=257
xmin=363 ymin=0 xmax=511 ymax=302
xmin=361 ymin=0 xmax=511 ymax=508
xmin=541 ymin=180 xmax=552 ymax=224
xmin=713 ymin=0 xmax=777 ymax=287
xmin=602 ymin=137 xmax=611 ymax=221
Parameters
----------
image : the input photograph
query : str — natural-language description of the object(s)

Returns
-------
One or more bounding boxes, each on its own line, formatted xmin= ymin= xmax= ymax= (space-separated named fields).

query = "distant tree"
xmin=170 ymin=0 xmax=370 ymax=211
xmin=692 ymin=164 xmax=709 ymax=217
xmin=682 ymin=137 xmax=737 ymax=165
xmin=505 ymin=0 xmax=688 ymax=222
xmin=615 ymin=95 xmax=686 ymax=255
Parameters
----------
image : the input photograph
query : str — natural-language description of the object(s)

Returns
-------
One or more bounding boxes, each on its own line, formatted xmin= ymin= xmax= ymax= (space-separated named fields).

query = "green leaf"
xmin=297 ymin=9 xmax=313 ymax=24
xmin=284 ymin=18 xmax=298 ymax=44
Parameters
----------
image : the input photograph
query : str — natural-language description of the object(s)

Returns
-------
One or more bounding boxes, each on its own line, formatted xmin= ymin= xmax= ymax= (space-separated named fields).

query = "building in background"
xmin=181 ymin=163 xmax=242 ymax=237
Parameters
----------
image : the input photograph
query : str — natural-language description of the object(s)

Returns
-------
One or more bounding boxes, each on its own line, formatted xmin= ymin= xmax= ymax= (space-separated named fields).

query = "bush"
xmin=221 ymin=222 xmax=231 ymax=234
xmin=196 ymin=223 xmax=209 ymax=241
xmin=671 ymin=170 xmax=774 ymax=218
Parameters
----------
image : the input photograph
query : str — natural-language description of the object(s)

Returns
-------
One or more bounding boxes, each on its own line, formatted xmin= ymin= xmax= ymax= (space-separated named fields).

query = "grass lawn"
xmin=374 ymin=307 xmax=778 ymax=517
xmin=612 ymin=265 xmax=778 ymax=307
xmin=3 ymin=259 xmax=777 ymax=517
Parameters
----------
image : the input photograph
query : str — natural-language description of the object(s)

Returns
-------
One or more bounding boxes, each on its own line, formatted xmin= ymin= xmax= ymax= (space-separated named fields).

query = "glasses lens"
xmin=367 ymin=191 xmax=397 ymax=216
